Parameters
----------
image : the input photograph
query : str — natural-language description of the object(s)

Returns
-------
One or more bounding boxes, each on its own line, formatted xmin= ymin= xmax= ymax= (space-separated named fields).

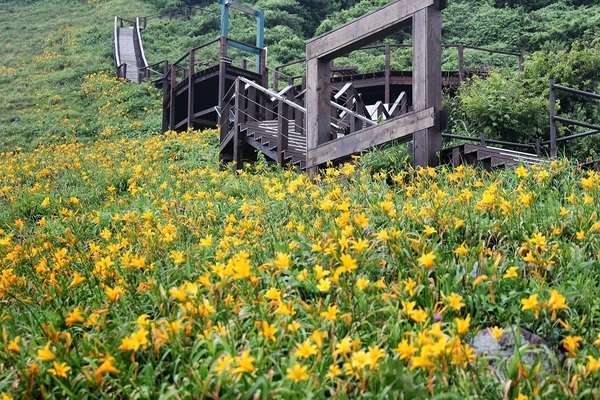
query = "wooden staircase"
xmin=442 ymin=143 xmax=543 ymax=170
xmin=242 ymin=120 xmax=307 ymax=170
xmin=219 ymin=77 xmax=398 ymax=171
xmin=581 ymin=159 xmax=600 ymax=171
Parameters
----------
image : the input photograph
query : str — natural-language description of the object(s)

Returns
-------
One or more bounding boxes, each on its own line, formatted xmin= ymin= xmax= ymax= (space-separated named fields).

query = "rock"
xmin=470 ymin=325 xmax=556 ymax=378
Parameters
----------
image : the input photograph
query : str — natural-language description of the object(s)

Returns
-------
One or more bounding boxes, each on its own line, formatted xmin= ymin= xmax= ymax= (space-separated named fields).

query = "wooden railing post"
xmin=162 ymin=62 xmax=170 ymax=132
xmin=479 ymin=131 xmax=486 ymax=146
xmin=458 ymin=44 xmax=464 ymax=81
xmin=260 ymin=48 xmax=268 ymax=88
xmin=549 ymin=79 xmax=557 ymax=158
xmin=384 ymin=44 xmax=391 ymax=104
xmin=169 ymin=65 xmax=177 ymax=130
xmin=412 ymin=3 xmax=443 ymax=168
xmin=273 ymin=68 xmax=279 ymax=92
xmin=187 ymin=50 xmax=195 ymax=129
xmin=218 ymin=36 xmax=229 ymax=112
xmin=246 ymin=85 xmax=256 ymax=121
xmin=277 ymin=100 xmax=289 ymax=165
xmin=233 ymin=80 xmax=244 ymax=170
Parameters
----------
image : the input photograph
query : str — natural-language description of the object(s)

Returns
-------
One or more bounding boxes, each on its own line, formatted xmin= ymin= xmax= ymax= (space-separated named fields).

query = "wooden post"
xmin=169 ymin=65 xmax=177 ymax=131
xmin=277 ymin=100 xmax=289 ymax=165
xmin=549 ymin=79 xmax=557 ymax=158
xmin=246 ymin=86 xmax=256 ymax=121
xmin=233 ymin=80 xmax=244 ymax=170
xmin=260 ymin=48 xmax=268 ymax=88
xmin=273 ymin=68 xmax=279 ymax=92
xmin=412 ymin=3 xmax=443 ymax=168
xmin=457 ymin=44 xmax=464 ymax=81
xmin=306 ymin=57 xmax=332 ymax=173
xmin=218 ymin=37 xmax=229 ymax=113
xmin=187 ymin=51 xmax=195 ymax=129
xmin=384 ymin=44 xmax=391 ymax=104
xmin=162 ymin=62 xmax=170 ymax=132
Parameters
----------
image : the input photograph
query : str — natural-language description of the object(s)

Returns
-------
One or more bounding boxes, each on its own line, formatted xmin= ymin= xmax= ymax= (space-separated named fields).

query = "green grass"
xmin=0 ymin=0 xmax=159 ymax=151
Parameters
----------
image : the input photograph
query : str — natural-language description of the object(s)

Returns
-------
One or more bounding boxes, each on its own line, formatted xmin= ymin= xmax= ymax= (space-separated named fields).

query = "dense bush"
xmin=449 ymin=39 xmax=600 ymax=158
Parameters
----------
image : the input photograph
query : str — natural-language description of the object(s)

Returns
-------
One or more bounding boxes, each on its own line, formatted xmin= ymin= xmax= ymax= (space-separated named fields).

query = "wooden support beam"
xmin=277 ymin=101 xmax=289 ymax=165
xmin=169 ymin=65 xmax=176 ymax=131
xmin=306 ymin=108 xmax=436 ymax=168
xmin=306 ymin=0 xmax=435 ymax=60
xmin=187 ymin=51 xmax=195 ymax=129
xmin=306 ymin=57 xmax=331 ymax=173
xmin=384 ymin=44 xmax=391 ymax=104
xmin=412 ymin=5 xmax=442 ymax=168
xmin=162 ymin=62 xmax=170 ymax=132
xmin=218 ymin=37 xmax=228 ymax=112
xmin=233 ymin=80 xmax=244 ymax=170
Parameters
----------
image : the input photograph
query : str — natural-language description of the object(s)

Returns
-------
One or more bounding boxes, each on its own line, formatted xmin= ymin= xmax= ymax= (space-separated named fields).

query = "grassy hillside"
xmin=0 ymin=0 xmax=161 ymax=151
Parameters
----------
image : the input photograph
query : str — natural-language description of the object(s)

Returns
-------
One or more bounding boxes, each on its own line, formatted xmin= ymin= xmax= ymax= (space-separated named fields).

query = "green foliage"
xmin=450 ymin=69 xmax=548 ymax=144
xmin=315 ymin=0 xmax=388 ymax=36
xmin=450 ymin=39 xmax=600 ymax=158
xmin=143 ymin=0 xmax=183 ymax=13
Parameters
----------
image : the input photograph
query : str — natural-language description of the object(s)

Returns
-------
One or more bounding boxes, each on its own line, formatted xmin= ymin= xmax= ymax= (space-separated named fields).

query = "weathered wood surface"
xmin=442 ymin=144 xmax=542 ymax=170
xmin=118 ymin=27 xmax=139 ymax=82
xmin=306 ymin=0 xmax=435 ymax=60
xmin=306 ymin=58 xmax=331 ymax=151
xmin=306 ymin=0 xmax=444 ymax=171
xmin=306 ymin=107 xmax=436 ymax=168
xmin=412 ymin=5 xmax=443 ymax=167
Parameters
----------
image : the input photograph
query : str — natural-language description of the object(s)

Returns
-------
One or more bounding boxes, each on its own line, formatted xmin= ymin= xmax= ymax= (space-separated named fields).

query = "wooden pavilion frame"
xmin=305 ymin=0 xmax=447 ymax=171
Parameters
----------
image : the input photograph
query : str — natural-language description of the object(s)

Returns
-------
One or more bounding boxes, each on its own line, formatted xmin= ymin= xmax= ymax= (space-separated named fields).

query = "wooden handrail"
xmin=549 ymin=80 xmax=600 ymax=158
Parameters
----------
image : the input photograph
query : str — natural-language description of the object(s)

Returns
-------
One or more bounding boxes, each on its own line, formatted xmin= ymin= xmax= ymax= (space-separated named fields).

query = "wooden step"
xmin=443 ymin=143 xmax=544 ymax=170
xmin=581 ymin=159 xmax=600 ymax=171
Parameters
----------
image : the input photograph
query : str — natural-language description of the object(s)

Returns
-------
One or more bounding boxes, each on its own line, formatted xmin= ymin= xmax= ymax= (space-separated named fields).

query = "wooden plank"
xmin=412 ymin=6 xmax=442 ymax=167
xmin=306 ymin=107 xmax=436 ymax=168
xmin=306 ymin=0 xmax=435 ymax=60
